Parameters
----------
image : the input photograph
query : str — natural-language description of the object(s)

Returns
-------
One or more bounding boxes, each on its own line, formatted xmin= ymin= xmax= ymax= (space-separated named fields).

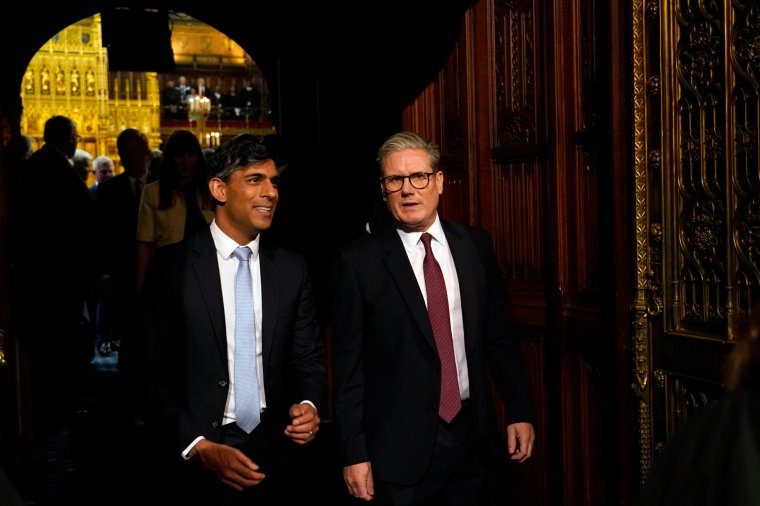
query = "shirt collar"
xmin=396 ymin=214 xmax=445 ymax=249
xmin=210 ymin=219 xmax=260 ymax=261
xmin=128 ymin=174 xmax=147 ymax=185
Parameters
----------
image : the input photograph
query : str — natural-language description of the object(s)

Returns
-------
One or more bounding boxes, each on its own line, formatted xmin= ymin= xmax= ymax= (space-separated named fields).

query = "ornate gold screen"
xmin=20 ymin=14 xmax=161 ymax=166
xmin=633 ymin=0 xmax=758 ymax=484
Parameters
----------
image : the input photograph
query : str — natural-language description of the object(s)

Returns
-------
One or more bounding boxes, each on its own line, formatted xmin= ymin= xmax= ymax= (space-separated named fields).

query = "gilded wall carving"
xmin=20 ymin=14 xmax=161 ymax=163
xmin=633 ymin=0 xmax=760 ymax=486
xmin=18 ymin=11 xmax=266 ymax=166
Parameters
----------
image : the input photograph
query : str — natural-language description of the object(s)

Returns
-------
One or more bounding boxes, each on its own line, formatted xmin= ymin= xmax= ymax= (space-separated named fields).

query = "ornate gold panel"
xmin=169 ymin=13 xmax=253 ymax=68
xmin=633 ymin=0 xmax=756 ymax=485
xmin=20 ymin=14 xmax=162 ymax=169
xmin=18 ymin=12 xmax=267 ymax=173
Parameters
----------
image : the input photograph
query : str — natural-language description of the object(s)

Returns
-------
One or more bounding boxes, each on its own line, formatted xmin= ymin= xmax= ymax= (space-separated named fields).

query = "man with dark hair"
xmin=137 ymin=134 xmax=325 ymax=504
xmin=93 ymin=128 xmax=150 ymax=396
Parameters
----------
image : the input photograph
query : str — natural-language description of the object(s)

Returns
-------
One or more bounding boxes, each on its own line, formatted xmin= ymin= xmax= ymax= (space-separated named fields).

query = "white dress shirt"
xmin=396 ymin=215 xmax=470 ymax=400
xmin=182 ymin=220 xmax=266 ymax=459
xmin=210 ymin=220 xmax=267 ymax=424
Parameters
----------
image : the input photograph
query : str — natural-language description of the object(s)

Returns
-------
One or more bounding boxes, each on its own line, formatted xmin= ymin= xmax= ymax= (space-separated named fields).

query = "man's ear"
xmin=208 ymin=178 xmax=227 ymax=203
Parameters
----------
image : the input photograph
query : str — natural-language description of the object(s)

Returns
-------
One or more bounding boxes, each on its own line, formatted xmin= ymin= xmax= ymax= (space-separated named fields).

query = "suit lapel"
xmin=115 ymin=174 xmax=135 ymax=204
xmin=443 ymin=221 xmax=479 ymax=353
xmin=377 ymin=226 xmax=437 ymax=352
xmin=259 ymin=243 xmax=277 ymax=372
xmin=188 ymin=229 xmax=228 ymax=359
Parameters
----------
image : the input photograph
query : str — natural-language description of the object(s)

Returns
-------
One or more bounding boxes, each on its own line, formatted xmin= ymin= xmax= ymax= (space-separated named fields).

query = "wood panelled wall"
xmin=404 ymin=0 xmax=632 ymax=504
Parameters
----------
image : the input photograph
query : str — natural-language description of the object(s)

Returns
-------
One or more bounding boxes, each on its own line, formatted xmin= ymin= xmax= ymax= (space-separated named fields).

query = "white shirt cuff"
xmin=181 ymin=436 xmax=206 ymax=460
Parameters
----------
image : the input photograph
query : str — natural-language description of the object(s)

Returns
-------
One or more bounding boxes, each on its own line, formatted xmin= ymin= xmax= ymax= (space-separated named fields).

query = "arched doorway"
xmin=0 ymin=3 xmax=472 ymax=503
xmin=19 ymin=10 xmax=276 ymax=183
xmin=3 ymin=9 xmax=296 ymax=503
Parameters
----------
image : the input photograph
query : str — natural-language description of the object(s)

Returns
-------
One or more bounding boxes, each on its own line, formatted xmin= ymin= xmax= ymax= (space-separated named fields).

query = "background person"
xmin=135 ymin=129 xmax=214 ymax=290
xmin=15 ymin=115 xmax=95 ymax=442
xmin=638 ymin=307 xmax=760 ymax=506
xmin=93 ymin=128 xmax=151 ymax=405
xmin=88 ymin=154 xmax=115 ymax=200
xmin=72 ymin=148 xmax=93 ymax=182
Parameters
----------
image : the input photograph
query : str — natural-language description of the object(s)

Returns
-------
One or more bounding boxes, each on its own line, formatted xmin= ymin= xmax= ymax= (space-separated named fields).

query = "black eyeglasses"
xmin=380 ymin=172 xmax=437 ymax=193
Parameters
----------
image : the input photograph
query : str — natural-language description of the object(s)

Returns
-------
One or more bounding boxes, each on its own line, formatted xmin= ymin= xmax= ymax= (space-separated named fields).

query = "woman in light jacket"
xmin=135 ymin=129 xmax=214 ymax=289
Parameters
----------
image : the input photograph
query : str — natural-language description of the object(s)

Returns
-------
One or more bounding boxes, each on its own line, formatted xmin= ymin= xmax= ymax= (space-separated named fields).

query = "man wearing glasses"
xmin=331 ymin=131 xmax=535 ymax=505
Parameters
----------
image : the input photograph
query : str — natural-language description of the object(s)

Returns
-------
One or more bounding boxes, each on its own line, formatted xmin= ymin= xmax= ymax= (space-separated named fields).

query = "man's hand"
xmin=284 ymin=402 xmax=319 ymax=445
xmin=507 ymin=422 xmax=535 ymax=463
xmin=344 ymin=461 xmax=375 ymax=501
xmin=189 ymin=438 xmax=265 ymax=491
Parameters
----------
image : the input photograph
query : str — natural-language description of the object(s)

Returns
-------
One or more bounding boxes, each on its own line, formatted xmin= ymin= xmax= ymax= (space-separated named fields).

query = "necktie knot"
xmin=233 ymin=246 xmax=252 ymax=263
xmin=421 ymin=232 xmax=434 ymax=253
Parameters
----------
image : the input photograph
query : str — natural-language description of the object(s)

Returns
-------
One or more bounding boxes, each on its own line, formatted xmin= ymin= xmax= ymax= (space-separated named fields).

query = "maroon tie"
xmin=421 ymin=232 xmax=461 ymax=423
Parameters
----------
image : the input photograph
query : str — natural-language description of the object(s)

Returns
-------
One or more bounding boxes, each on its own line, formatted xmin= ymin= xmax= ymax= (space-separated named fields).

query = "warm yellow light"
xmin=188 ymin=96 xmax=211 ymax=115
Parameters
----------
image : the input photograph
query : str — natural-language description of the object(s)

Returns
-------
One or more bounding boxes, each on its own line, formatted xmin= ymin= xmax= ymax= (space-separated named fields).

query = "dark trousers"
xmin=182 ymin=415 xmax=304 ymax=506
xmin=375 ymin=402 xmax=488 ymax=506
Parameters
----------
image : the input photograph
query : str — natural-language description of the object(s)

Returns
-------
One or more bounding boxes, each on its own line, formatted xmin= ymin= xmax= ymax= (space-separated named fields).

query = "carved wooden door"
xmin=632 ymin=0 xmax=758 ymax=488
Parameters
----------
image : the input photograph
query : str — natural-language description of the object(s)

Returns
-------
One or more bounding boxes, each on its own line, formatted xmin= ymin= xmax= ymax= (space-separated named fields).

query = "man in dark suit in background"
xmin=93 ymin=129 xmax=150 ymax=371
xmin=241 ymin=78 xmax=261 ymax=121
xmin=137 ymin=134 xmax=325 ymax=505
xmin=196 ymin=77 xmax=210 ymax=97
xmin=160 ymin=79 xmax=182 ymax=119
xmin=88 ymin=154 xmax=115 ymax=201
xmin=331 ymin=131 xmax=535 ymax=505
xmin=15 ymin=115 xmax=95 ymax=441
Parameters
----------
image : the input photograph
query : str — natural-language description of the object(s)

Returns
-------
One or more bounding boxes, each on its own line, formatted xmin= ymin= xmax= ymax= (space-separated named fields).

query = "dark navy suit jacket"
xmin=138 ymin=226 xmax=325 ymax=457
xmin=331 ymin=220 xmax=533 ymax=485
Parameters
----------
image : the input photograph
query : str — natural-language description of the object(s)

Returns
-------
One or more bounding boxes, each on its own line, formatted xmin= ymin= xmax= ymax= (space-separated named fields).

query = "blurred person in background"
xmin=72 ymin=148 xmax=93 ymax=182
xmin=15 ymin=115 xmax=95 ymax=442
xmin=135 ymin=129 xmax=213 ymax=290
xmin=638 ymin=306 xmax=760 ymax=505
xmin=88 ymin=154 xmax=115 ymax=200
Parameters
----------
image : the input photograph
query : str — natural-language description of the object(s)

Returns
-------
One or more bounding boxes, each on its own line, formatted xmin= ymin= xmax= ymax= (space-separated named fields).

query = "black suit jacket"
xmin=638 ymin=383 xmax=760 ymax=505
xmin=138 ymin=227 xmax=325 ymax=456
xmin=17 ymin=145 xmax=94 ymax=330
xmin=331 ymin=221 xmax=533 ymax=485
xmin=94 ymin=173 xmax=141 ymax=290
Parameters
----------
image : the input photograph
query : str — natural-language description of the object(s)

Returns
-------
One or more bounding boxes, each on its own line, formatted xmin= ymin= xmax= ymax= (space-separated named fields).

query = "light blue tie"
xmin=233 ymin=246 xmax=260 ymax=433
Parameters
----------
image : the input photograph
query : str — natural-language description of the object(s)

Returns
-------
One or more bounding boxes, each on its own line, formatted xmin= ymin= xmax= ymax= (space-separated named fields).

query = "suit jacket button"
xmin=430 ymin=404 xmax=437 ymax=413
xmin=212 ymin=421 xmax=219 ymax=428
xmin=218 ymin=380 xmax=227 ymax=387
xmin=432 ymin=367 xmax=439 ymax=375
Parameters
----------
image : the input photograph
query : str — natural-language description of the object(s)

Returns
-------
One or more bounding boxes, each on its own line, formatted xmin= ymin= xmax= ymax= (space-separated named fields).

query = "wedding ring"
xmin=309 ymin=429 xmax=313 ymax=436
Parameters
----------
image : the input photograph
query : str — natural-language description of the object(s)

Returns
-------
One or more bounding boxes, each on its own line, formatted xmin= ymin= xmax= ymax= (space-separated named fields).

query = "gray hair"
xmin=72 ymin=149 xmax=93 ymax=164
xmin=376 ymin=131 xmax=440 ymax=175
xmin=93 ymin=155 xmax=114 ymax=170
